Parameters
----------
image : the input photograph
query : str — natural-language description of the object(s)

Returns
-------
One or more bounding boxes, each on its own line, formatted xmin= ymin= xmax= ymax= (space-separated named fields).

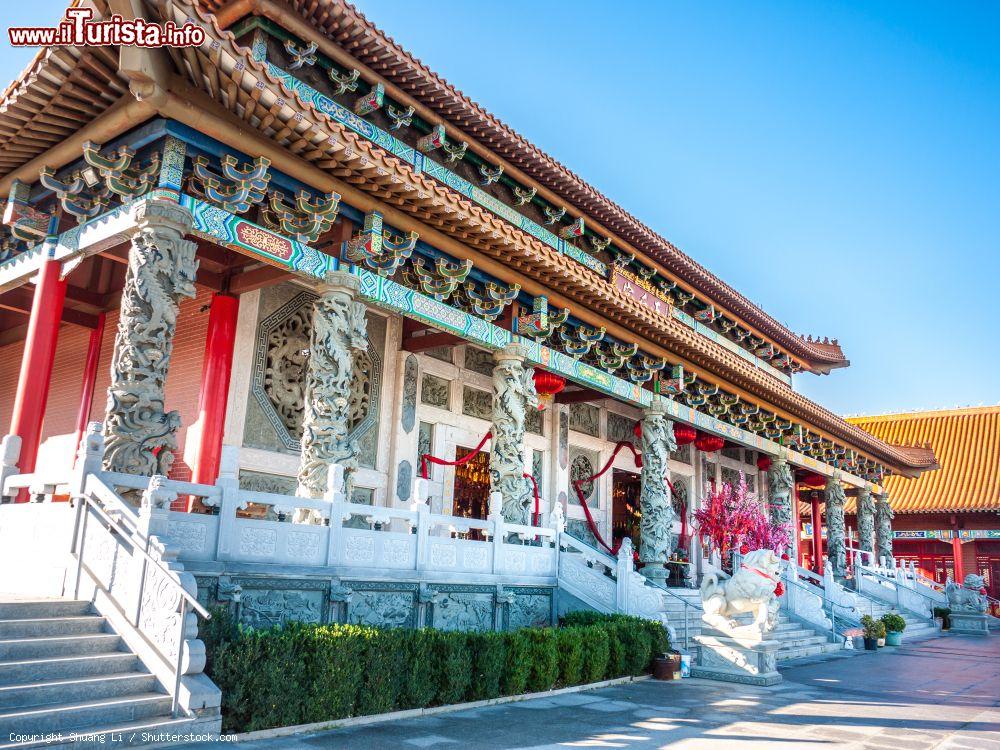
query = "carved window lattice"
xmin=252 ymin=292 xmax=380 ymax=452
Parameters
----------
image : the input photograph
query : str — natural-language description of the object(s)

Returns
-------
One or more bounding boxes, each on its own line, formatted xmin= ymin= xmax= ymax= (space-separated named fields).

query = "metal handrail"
xmin=780 ymin=572 xmax=858 ymax=641
xmin=72 ymin=491 xmax=211 ymax=717
xmin=642 ymin=575 xmax=702 ymax=650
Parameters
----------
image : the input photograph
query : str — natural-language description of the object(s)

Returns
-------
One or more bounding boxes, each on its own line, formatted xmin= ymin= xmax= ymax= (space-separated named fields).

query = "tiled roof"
xmin=846 ymin=407 xmax=1000 ymax=514
xmin=196 ymin=0 xmax=849 ymax=373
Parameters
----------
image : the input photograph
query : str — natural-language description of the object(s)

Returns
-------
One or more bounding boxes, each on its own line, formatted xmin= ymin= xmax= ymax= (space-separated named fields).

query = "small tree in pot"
xmin=881 ymin=613 xmax=906 ymax=646
xmin=860 ymin=615 xmax=882 ymax=651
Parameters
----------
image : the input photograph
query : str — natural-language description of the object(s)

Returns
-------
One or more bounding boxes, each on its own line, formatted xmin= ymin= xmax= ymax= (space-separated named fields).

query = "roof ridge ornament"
xmin=284 ymin=39 xmax=318 ymax=70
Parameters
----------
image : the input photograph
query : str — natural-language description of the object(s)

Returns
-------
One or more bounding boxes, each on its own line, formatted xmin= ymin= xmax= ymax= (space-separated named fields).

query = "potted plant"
xmin=876 ymin=620 xmax=887 ymax=647
xmin=860 ymin=615 xmax=880 ymax=651
xmin=933 ymin=606 xmax=951 ymax=630
xmin=881 ymin=613 xmax=906 ymax=646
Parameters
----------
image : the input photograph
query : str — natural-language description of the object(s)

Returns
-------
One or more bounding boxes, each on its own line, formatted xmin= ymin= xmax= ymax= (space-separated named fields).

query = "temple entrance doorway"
xmin=611 ymin=468 xmax=641 ymax=551
xmin=452 ymin=447 xmax=490 ymax=539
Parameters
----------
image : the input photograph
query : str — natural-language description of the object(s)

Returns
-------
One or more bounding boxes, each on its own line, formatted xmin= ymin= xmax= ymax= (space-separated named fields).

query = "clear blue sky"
xmin=3 ymin=1 xmax=997 ymax=416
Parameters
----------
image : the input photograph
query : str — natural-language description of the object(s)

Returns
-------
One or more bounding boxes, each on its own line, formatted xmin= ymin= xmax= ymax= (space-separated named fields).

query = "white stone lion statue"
xmin=946 ymin=573 xmax=988 ymax=613
xmin=701 ymin=548 xmax=781 ymax=635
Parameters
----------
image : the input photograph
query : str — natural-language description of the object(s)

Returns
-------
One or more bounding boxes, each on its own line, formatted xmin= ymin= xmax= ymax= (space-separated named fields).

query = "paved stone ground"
xmin=182 ymin=635 xmax=1000 ymax=749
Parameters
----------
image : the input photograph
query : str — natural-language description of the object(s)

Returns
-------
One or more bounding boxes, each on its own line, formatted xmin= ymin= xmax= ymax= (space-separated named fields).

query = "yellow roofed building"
xmin=846 ymin=406 xmax=1000 ymax=598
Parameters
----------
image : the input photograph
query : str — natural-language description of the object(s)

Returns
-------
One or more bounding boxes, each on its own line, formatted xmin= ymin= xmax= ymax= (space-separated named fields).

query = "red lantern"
xmin=694 ymin=431 xmax=725 ymax=453
xmin=633 ymin=421 xmax=643 ymax=440
xmin=756 ymin=455 xmax=772 ymax=472
xmin=532 ymin=370 xmax=565 ymax=410
xmin=673 ymin=423 xmax=697 ymax=446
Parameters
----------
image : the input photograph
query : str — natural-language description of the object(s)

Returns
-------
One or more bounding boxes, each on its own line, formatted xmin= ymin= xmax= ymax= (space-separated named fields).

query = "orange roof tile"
xmin=846 ymin=406 xmax=1000 ymax=514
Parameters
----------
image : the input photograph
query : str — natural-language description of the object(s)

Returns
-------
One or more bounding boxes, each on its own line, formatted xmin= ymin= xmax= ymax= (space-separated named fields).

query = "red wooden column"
xmin=8 ymin=259 xmax=67 ymax=501
xmin=72 ymin=312 xmax=106 ymax=464
xmin=189 ymin=293 xmax=239 ymax=498
xmin=951 ymin=535 xmax=965 ymax=583
xmin=811 ymin=492 xmax=824 ymax=575
xmin=792 ymin=485 xmax=803 ymax=566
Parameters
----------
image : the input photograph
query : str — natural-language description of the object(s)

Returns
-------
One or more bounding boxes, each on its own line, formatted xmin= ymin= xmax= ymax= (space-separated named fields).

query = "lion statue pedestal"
xmin=946 ymin=574 xmax=991 ymax=636
xmin=691 ymin=549 xmax=783 ymax=686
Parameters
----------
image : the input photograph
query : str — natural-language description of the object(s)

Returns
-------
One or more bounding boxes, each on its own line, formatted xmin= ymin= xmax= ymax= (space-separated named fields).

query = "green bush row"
xmin=202 ymin=609 xmax=668 ymax=733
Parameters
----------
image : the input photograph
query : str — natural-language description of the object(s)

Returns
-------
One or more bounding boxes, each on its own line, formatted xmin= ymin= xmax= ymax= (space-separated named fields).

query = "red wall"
xmin=0 ymin=286 xmax=212 ymax=482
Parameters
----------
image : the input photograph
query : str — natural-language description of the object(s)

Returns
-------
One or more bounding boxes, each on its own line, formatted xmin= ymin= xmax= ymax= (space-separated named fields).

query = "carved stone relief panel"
xmin=568 ymin=447 xmax=598 ymax=505
xmin=505 ymin=588 xmax=554 ymax=630
xmin=238 ymin=470 xmax=296 ymax=495
xmin=245 ymin=285 xmax=384 ymax=468
xmin=606 ymin=412 xmax=637 ymax=445
xmin=420 ymin=374 xmax=450 ymax=408
xmin=417 ymin=422 xmax=433 ymax=466
xmin=722 ymin=444 xmax=742 ymax=462
xmin=569 ymin=403 xmax=600 ymax=437
xmin=462 ymin=386 xmax=493 ymax=421
xmin=463 ymin=346 xmax=495 ymax=377
xmin=671 ymin=443 xmax=693 ymax=464
xmin=525 ymin=406 xmax=543 ymax=436
xmin=401 ymin=355 xmax=417 ymax=434
xmin=566 ymin=518 xmax=600 ymax=548
xmin=721 ymin=467 xmax=741 ymax=489
xmin=233 ymin=577 xmax=328 ymax=628
xmin=346 ymin=582 xmax=418 ymax=628
xmin=430 ymin=584 xmax=495 ymax=632
xmin=424 ymin=346 xmax=453 ymax=364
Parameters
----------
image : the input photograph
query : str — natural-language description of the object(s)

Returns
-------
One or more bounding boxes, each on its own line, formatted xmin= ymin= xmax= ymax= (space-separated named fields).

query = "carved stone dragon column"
xmin=875 ymin=493 xmax=894 ymax=563
xmin=639 ymin=396 xmax=676 ymax=583
xmin=296 ymin=270 xmax=368 ymax=499
xmin=103 ymin=200 xmax=198 ymax=476
xmin=856 ymin=486 xmax=877 ymax=565
xmin=766 ymin=458 xmax=795 ymax=558
xmin=824 ymin=474 xmax=847 ymax=578
xmin=490 ymin=344 xmax=538 ymax=525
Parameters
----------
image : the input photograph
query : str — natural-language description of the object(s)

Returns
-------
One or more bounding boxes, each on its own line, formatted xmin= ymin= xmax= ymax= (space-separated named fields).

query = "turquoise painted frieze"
xmin=261 ymin=61 xmax=606 ymax=276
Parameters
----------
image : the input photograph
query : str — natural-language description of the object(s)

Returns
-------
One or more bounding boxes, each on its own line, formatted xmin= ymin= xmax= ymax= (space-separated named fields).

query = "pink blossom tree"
xmin=694 ymin=474 xmax=791 ymax=569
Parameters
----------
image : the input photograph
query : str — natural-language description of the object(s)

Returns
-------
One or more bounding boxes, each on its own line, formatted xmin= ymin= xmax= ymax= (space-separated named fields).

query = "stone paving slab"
xmin=172 ymin=635 xmax=999 ymax=749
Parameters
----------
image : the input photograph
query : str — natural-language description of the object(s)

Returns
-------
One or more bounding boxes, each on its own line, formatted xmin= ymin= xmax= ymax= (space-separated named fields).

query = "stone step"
xmin=0 ymin=653 xmax=140 ymax=686
xmin=0 ymin=634 xmax=123 ymax=661
xmin=0 ymin=673 xmax=158 ymax=711
xmin=0 ymin=601 xmax=93 ymax=621
xmin=0 ymin=693 xmax=172 ymax=736
xmin=773 ymin=635 xmax=830 ymax=649
xmin=0 ymin=617 xmax=107 ymax=639
xmin=776 ymin=642 xmax=842 ymax=662
xmin=0 ymin=715 xmax=197 ymax=750
xmin=0 ymin=692 xmax=171 ymax=737
xmin=769 ymin=628 xmax=818 ymax=640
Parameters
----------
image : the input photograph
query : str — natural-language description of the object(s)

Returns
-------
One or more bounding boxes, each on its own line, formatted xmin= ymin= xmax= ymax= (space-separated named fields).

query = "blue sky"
xmin=3 ymin=1 xmax=997 ymax=416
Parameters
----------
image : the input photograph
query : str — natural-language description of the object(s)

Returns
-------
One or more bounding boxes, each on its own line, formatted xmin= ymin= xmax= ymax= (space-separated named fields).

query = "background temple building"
xmin=0 ymin=0 xmax=965 ymax=739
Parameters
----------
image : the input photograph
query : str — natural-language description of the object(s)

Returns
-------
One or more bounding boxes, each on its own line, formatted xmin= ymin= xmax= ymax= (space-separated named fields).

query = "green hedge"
xmin=203 ymin=608 xmax=668 ymax=733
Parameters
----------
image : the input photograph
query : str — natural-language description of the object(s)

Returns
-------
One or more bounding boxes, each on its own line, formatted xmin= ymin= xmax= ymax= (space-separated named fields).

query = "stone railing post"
xmin=875 ymin=493 xmax=894 ymax=565
xmin=638 ymin=396 xmax=676 ymax=583
xmin=297 ymin=270 xmax=368 ymax=499
xmin=825 ymin=474 xmax=846 ymax=578
xmin=490 ymin=344 xmax=538 ymax=525
xmin=103 ymin=200 xmax=198 ymax=477
xmin=0 ymin=434 xmax=22 ymax=500
xmin=766 ymin=457 xmax=795 ymax=559
xmin=616 ymin=537 xmax=635 ymax=612
xmin=324 ymin=464 xmax=347 ymax=567
xmin=488 ymin=490 xmax=505 ymax=573
xmin=412 ymin=477 xmax=431 ymax=573
xmin=69 ymin=422 xmax=105 ymax=499
xmin=213 ymin=446 xmax=243 ymax=563
xmin=548 ymin=501 xmax=565 ymax=578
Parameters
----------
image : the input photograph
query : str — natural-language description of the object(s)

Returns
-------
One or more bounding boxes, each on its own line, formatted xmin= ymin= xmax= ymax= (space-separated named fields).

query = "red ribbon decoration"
xmin=419 ymin=431 xmax=541 ymax=525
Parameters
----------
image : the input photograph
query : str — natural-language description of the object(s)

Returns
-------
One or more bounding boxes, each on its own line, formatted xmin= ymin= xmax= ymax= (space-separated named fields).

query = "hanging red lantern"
xmin=632 ymin=421 xmax=643 ymax=440
xmin=532 ymin=370 xmax=565 ymax=410
xmin=673 ymin=423 xmax=697 ymax=446
xmin=694 ymin=431 xmax=725 ymax=453
xmin=756 ymin=455 xmax=772 ymax=472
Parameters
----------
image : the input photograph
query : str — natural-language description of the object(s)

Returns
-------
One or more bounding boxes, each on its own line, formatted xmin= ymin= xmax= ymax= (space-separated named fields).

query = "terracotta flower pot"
xmin=653 ymin=654 xmax=681 ymax=680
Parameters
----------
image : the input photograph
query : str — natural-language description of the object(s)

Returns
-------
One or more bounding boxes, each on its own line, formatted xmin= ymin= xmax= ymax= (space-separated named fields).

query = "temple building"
xmin=0 ymin=0 xmax=948 ymax=734
xmin=845 ymin=407 xmax=1000 ymax=601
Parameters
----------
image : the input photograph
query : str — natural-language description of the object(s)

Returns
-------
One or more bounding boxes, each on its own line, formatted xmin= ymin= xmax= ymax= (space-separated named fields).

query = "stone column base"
xmin=949 ymin=612 xmax=991 ymax=635
xmin=691 ymin=627 xmax=782 ymax=686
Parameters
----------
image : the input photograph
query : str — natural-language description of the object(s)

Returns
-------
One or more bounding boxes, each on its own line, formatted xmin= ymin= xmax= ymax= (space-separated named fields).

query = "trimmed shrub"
xmin=501 ymin=629 xmax=532 ymax=696
xmin=579 ymin=626 xmax=610 ymax=683
xmin=881 ymin=613 xmax=906 ymax=633
xmin=556 ymin=627 xmax=584 ymax=686
xmin=435 ymin=631 xmax=473 ymax=705
xmin=204 ymin=608 xmax=666 ymax=733
xmin=402 ymin=629 xmax=438 ymax=709
xmin=470 ymin=631 xmax=506 ymax=700
xmin=525 ymin=628 xmax=559 ymax=693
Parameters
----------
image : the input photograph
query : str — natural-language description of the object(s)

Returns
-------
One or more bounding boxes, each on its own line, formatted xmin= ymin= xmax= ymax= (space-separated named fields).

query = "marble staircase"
xmin=856 ymin=598 xmax=940 ymax=642
xmin=0 ymin=600 xmax=199 ymax=749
